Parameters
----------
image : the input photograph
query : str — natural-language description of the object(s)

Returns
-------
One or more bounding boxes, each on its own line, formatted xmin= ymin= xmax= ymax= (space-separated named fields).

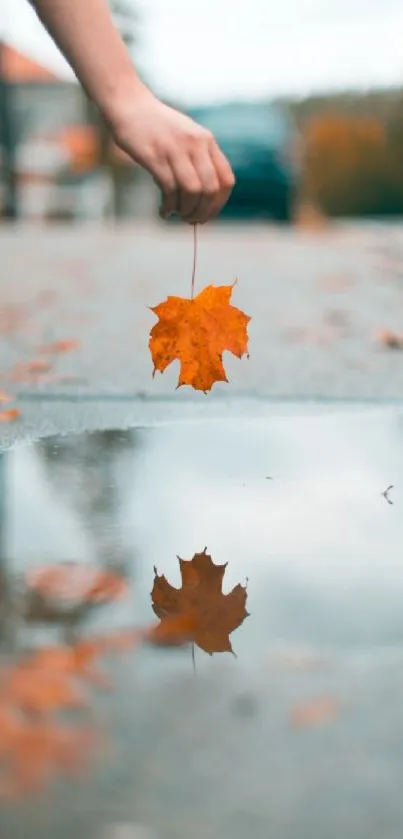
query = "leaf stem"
xmin=190 ymin=224 xmax=198 ymax=299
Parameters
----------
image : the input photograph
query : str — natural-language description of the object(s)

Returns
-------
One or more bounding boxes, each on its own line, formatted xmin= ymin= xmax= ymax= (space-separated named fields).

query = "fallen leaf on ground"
xmin=376 ymin=329 xmax=403 ymax=349
xmin=10 ymin=360 xmax=53 ymax=381
xmin=290 ymin=696 xmax=341 ymax=728
xmin=283 ymin=325 xmax=339 ymax=346
xmin=148 ymin=283 xmax=250 ymax=392
xmin=0 ymin=408 xmax=20 ymax=423
xmin=150 ymin=548 xmax=249 ymax=655
xmin=318 ymin=273 xmax=354 ymax=292
xmin=294 ymin=202 xmax=328 ymax=231
xmin=0 ymin=390 xmax=12 ymax=403
xmin=0 ymin=304 xmax=27 ymax=337
xmin=38 ymin=339 xmax=80 ymax=355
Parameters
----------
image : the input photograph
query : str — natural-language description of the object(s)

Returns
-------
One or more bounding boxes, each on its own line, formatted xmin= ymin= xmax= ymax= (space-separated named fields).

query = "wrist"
xmin=99 ymin=72 xmax=153 ymax=133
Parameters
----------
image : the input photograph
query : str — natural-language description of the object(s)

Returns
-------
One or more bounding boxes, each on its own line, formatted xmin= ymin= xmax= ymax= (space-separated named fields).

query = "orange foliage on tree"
xmin=302 ymin=112 xmax=401 ymax=216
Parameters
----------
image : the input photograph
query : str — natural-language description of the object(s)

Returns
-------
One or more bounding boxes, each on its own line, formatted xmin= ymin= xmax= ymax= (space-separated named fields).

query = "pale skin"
xmin=29 ymin=0 xmax=235 ymax=223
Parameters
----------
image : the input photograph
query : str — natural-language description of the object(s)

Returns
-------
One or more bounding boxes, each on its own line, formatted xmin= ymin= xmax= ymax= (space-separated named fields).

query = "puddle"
xmin=1 ymin=411 xmax=403 ymax=657
xmin=2 ymin=410 xmax=403 ymax=837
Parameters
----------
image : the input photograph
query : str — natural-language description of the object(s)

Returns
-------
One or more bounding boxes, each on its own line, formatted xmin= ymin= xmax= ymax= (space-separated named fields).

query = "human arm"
xmin=30 ymin=0 xmax=235 ymax=223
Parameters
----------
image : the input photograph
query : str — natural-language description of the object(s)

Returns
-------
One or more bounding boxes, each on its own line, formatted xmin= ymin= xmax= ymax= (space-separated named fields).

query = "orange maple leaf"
xmin=148 ymin=283 xmax=250 ymax=392
xmin=150 ymin=548 xmax=249 ymax=655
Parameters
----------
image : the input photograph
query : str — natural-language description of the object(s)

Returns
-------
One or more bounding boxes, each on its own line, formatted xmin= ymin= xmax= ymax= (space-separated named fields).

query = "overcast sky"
xmin=2 ymin=0 xmax=403 ymax=104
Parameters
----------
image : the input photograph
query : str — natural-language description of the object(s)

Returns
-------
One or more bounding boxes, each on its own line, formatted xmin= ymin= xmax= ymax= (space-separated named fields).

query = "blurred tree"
xmin=302 ymin=111 xmax=403 ymax=217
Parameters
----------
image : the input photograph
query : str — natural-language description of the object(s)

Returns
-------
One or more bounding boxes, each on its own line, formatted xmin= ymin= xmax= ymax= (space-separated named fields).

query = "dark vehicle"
xmin=187 ymin=100 xmax=301 ymax=222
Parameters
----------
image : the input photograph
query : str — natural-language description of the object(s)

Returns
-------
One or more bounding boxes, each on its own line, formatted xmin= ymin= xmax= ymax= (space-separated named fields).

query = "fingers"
xmin=158 ymin=135 xmax=235 ymax=224
xmin=172 ymin=147 xmax=220 ymax=224
xmin=152 ymin=162 xmax=178 ymax=219
xmin=159 ymin=186 xmax=179 ymax=219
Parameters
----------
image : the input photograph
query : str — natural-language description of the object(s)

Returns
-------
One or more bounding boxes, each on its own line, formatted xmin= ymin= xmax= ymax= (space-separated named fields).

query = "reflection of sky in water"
xmin=4 ymin=411 xmax=403 ymax=660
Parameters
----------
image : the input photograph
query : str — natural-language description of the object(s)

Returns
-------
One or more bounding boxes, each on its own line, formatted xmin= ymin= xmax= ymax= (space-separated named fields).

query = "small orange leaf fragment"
xmin=0 ymin=390 xmax=12 ymax=403
xmin=25 ymin=562 xmax=128 ymax=605
xmin=148 ymin=283 xmax=250 ymax=392
xmin=377 ymin=329 xmax=403 ymax=349
xmin=10 ymin=360 xmax=52 ymax=382
xmin=150 ymin=548 xmax=249 ymax=655
xmin=0 ymin=408 xmax=20 ymax=423
xmin=38 ymin=339 xmax=80 ymax=355
xmin=290 ymin=696 xmax=341 ymax=728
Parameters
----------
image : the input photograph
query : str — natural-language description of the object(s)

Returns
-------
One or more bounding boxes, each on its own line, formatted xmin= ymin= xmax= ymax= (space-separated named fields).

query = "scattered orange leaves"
xmin=290 ymin=696 xmax=341 ymax=729
xmin=148 ymin=283 xmax=250 ymax=392
xmin=0 ymin=641 xmax=111 ymax=798
xmin=38 ymin=338 xmax=80 ymax=355
xmin=150 ymin=548 xmax=249 ymax=655
xmin=25 ymin=562 xmax=128 ymax=606
xmin=0 ymin=407 xmax=20 ymax=423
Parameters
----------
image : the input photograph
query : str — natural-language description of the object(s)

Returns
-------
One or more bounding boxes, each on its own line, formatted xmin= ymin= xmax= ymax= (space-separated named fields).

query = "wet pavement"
xmin=2 ymin=406 xmax=403 ymax=838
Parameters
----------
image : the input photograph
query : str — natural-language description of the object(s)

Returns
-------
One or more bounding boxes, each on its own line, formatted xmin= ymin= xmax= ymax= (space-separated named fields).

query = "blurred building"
xmin=0 ymin=43 xmax=158 ymax=221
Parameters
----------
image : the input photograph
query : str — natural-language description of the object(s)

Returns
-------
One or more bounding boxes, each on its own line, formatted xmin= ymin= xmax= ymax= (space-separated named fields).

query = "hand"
xmin=111 ymin=90 xmax=235 ymax=224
